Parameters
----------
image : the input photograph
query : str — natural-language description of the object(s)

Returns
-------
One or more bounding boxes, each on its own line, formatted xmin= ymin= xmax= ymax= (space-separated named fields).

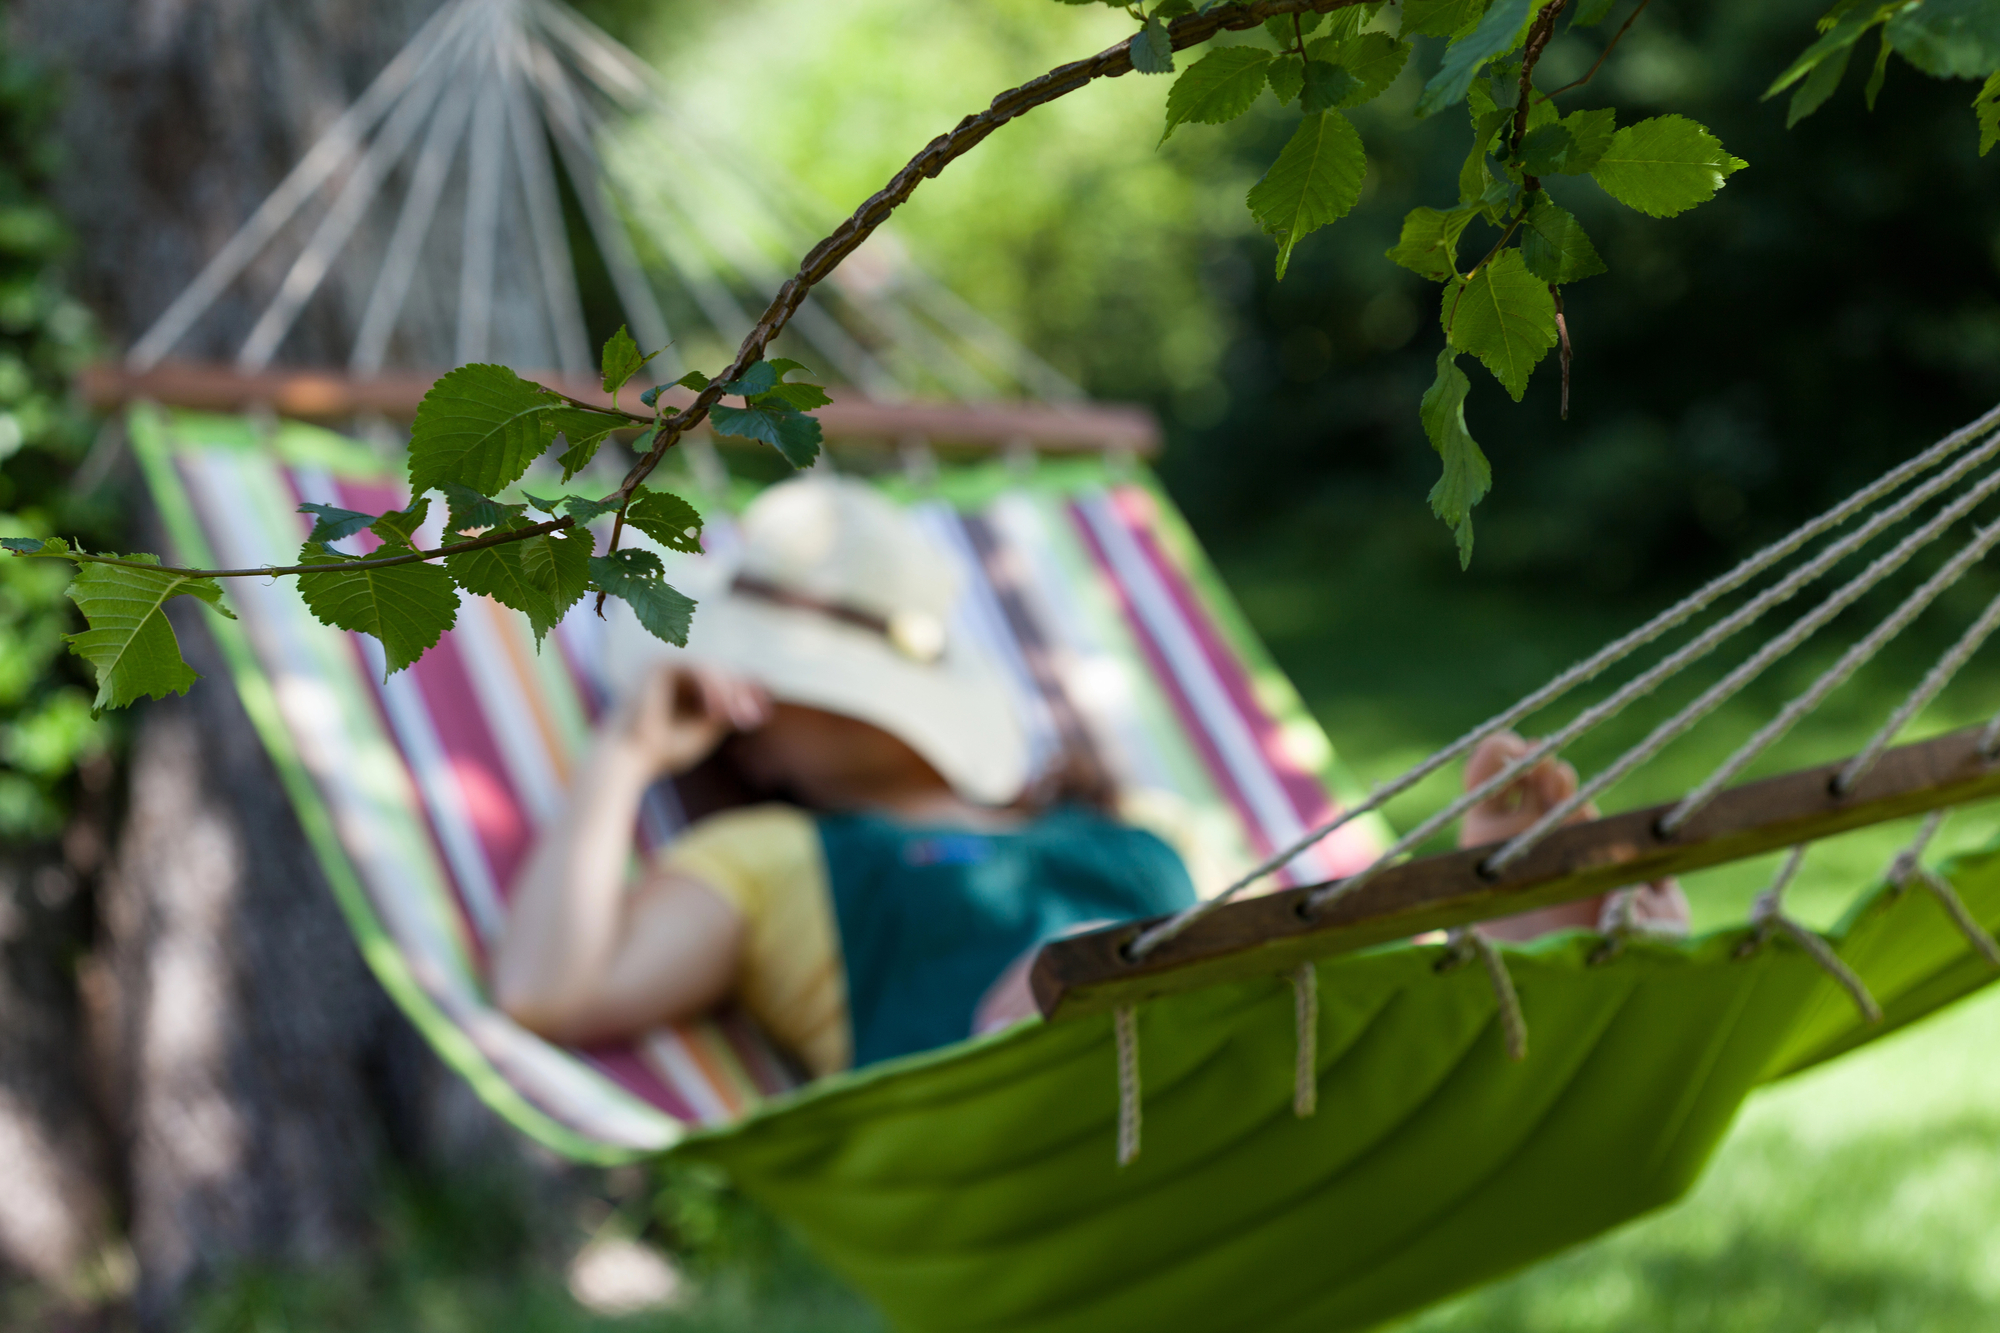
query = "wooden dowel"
xmin=1030 ymin=723 xmax=2000 ymax=1022
xmin=75 ymin=361 xmax=1161 ymax=456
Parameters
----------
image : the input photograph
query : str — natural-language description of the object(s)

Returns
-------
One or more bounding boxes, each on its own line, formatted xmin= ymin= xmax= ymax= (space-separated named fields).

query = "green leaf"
xmin=1788 ymin=40 xmax=1853 ymax=124
xmin=1888 ymin=0 xmax=2000 ymax=79
xmin=297 ymin=503 xmax=374 ymax=547
xmin=1442 ymin=248 xmax=1558 ymax=400
xmin=1403 ymin=0 xmax=1493 ymax=39
xmin=409 ymin=364 xmax=627 ymax=498
xmin=1519 ymin=123 xmax=1575 ymax=174
xmin=64 ymin=557 xmax=234 ymax=712
xmin=1420 ymin=351 xmax=1492 ymax=569
xmin=589 ymin=549 xmax=697 ymax=647
xmin=709 ymin=403 xmax=824 ymax=468
xmin=1298 ymin=60 xmax=1357 ymax=112
xmin=1162 ymin=47 xmax=1273 ymax=140
xmin=1263 ymin=11 xmax=1323 ymax=44
xmin=296 ymin=543 xmax=459 ymax=677
xmin=1865 ymin=27 xmax=1896 ymax=107
xmin=560 ymin=494 xmax=622 ymax=523
xmin=1386 ymin=205 xmax=1478 ymax=279
xmin=439 ymin=482 xmax=525 ymax=534
xmin=1306 ymin=32 xmax=1410 ymax=108
xmin=0 ymin=536 xmax=66 ymax=556
xmin=758 ymin=382 xmax=833 ymax=411
xmin=1570 ymin=0 xmax=1619 ymax=25
xmin=1766 ymin=3 xmax=1890 ymax=97
xmin=445 ymin=525 xmax=588 ymax=646
xmin=1267 ymin=57 xmax=1304 ymax=105
xmin=1246 ymin=111 xmax=1368 ymax=279
xmin=1977 ymin=71 xmax=2000 ymax=154
xmin=623 ymin=488 xmax=705 ymax=554
xmin=1131 ymin=16 xmax=1175 ymax=74
xmin=1153 ymin=0 xmax=1195 ymax=18
xmin=1558 ymin=107 xmax=1617 ymax=172
xmin=675 ymin=370 xmax=711 ymax=391
xmin=1460 ymin=83 xmax=1517 ymax=204
xmin=721 ymin=362 xmax=779 ymax=398
xmin=1416 ymin=0 xmax=1534 ymax=118
xmin=1589 ymin=114 xmax=1746 ymax=218
xmin=369 ymin=496 xmax=431 ymax=547
xmin=1519 ymin=195 xmax=1608 ymax=283
xmin=600 ymin=324 xmax=646 ymax=396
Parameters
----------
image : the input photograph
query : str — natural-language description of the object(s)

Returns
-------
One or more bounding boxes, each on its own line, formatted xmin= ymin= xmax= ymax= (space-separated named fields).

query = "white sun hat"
xmin=603 ymin=474 xmax=1030 ymax=806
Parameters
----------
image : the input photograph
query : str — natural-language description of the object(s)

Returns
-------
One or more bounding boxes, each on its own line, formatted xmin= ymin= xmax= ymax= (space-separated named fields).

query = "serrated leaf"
xmin=1766 ymin=3 xmax=1889 ymax=97
xmin=709 ymin=403 xmax=823 ymax=469
xmin=624 ymin=488 xmax=704 ymax=554
xmin=1263 ymin=11 xmax=1323 ymax=45
xmin=1520 ymin=195 xmax=1607 ymax=283
xmin=1153 ymin=0 xmax=1195 ymax=16
xmin=1519 ymin=123 xmax=1576 ymax=174
xmin=439 ymin=482 xmax=525 ymax=534
xmin=757 ymin=382 xmax=834 ymax=411
xmin=1298 ymin=60 xmax=1356 ymax=112
xmin=1590 ymin=115 xmax=1746 ymax=217
xmin=0 ymin=536 xmax=67 ymax=556
xmin=1306 ymin=31 xmax=1410 ymax=108
xmin=1268 ymin=57 xmax=1304 ymax=105
xmin=1420 ymin=351 xmax=1491 ymax=569
xmin=560 ymin=494 xmax=621 ymax=523
xmin=1788 ymin=40 xmax=1853 ymax=124
xmin=675 ymin=370 xmax=711 ymax=391
xmin=1246 ymin=111 xmax=1367 ymax=279
xmin=1163 ymin=47 xmax=1275 ymax=140
xmin=296 ymin=542 xmax=458 ymax=677
xmin=1978 ymin=71 xmax=2000 ymax=154
xmin=1888 ymin=0 xmax=2000 ymax=79
xmin=600 ymin=324 xmax=645 ymax=396
xmin=1132 ymin=16 xmax=1175 ymax=73
xmin=63 ymin=557 xmax=233 ymax=713
xmin=589 ymin=549 xmax=697 ymax=647
xmin=1442 ymin=248 xmax=1558 ymax=400
xmin=297 ymin=503 xmax=374 ymax=547
xmin=1559 ymin=107 xmax=1617 ymax=172
xmin=445 ymin=525 xmax=589 ymax=646
xmin=369 ymin=496 xmax=431 ymax=547
xmin=767 ymin=358 xmax=813 ymax=378
xmin=1404 ymin=0 xmax=1493 ymax=39
xmin=1386 ymin=205 xmax=1478 ymax=279
xmin=1416 ymin=0 xmax=1534 ymax=118
xmin=721 ymin=362 xmax=780 ymax=398
xmin=1460 ymin=85 xmax=1516 ymax=203
xmin=409 ymin=364 xmax=628 ymax=498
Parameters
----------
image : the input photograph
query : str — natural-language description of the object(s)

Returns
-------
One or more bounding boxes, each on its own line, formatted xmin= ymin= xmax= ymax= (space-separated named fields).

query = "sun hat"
xmin=603 ymin=474 xmax=1030 ymax=806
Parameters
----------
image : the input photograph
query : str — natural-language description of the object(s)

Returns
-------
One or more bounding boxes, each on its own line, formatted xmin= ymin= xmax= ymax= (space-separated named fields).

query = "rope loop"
xmin=1738 ymin=846 xmax=1881 ymax=1022
xmin=1438 ymin=929 xmax=1527 ymax=1061
xmin=1114 ymin=1005 xmax=1141 ymax=1167
xmin=1290 ymin=962 xmax=1319 ymax=1118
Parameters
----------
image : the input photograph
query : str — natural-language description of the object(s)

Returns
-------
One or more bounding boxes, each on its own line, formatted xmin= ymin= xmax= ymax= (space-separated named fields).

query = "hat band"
xmin=730 ymin=574 xmax=946 ymax=664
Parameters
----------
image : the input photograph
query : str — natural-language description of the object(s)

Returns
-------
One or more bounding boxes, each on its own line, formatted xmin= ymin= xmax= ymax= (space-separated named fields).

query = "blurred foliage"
xmin=0 ymin=44 xmax=113 ymax=838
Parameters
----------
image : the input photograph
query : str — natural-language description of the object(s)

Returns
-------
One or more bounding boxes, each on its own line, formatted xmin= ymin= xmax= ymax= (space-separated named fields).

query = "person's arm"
xmin=491 ymin=665 xmax=769 ymax=1043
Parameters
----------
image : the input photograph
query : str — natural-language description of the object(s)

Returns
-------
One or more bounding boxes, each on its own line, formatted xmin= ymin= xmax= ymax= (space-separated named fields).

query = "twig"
xmin=1536 ymin=0 xmax=1654 ymax=103
xmin=6 ymin=516 xmax=574 ymax=580
xmin=1511 ymin=0 xmax=1570 ymax=177
xmin=1553 ymin=286 xmax=1571 ymax=418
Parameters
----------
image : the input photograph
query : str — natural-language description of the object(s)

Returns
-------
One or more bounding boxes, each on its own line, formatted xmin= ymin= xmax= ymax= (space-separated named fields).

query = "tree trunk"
xmin=5 ymin=0 xmax=574 ymax=1321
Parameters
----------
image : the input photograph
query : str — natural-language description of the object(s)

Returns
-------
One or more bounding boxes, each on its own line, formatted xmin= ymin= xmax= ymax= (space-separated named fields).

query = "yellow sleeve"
xmin=656 ymin=803 xmax=851 ymax=1076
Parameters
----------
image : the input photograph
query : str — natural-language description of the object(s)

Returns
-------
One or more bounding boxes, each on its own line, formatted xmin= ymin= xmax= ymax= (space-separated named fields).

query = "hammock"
xmin=131 ymin=400 xmax=2000 ymax=1333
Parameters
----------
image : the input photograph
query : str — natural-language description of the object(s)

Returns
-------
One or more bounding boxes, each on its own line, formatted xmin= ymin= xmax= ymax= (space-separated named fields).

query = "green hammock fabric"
xmin=673 ymin=843 xmax=2000 ymax=1333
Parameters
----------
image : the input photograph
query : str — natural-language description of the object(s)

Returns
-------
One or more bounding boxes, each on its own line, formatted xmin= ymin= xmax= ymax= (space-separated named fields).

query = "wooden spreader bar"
xmin=77 ymin=362 xmax=1162 ymax=456
xmin=1031 ymin=723 xmax=2000 ymax=1022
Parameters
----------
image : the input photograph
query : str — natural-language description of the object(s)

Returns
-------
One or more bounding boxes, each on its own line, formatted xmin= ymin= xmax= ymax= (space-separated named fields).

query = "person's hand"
xmin=612 ymin=664 xmax=771 ymax=777
xmin=1459 ymin=730 xmax=1595 ymax=849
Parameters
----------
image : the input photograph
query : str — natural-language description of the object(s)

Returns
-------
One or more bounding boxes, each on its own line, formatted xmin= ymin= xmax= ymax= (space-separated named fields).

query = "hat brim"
xmin=604 ymin=571 xmax=1030 ymax=807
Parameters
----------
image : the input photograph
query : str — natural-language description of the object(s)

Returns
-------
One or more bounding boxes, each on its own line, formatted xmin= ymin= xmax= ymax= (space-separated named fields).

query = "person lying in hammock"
xmin=494 ymin=475 xmax=1197 ymax=1074
xmin=494 ymin=474 xmax=1684 ymax=1075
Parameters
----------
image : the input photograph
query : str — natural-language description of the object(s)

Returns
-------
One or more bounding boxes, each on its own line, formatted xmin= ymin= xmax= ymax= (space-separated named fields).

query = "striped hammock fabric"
xmin=129 ymin=404 xmax=1386 ymax=1160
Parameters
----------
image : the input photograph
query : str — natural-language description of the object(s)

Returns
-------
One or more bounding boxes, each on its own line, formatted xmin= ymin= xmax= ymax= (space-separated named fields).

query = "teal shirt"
xmin=816 ymin=806 xmax=1197 ymax=1068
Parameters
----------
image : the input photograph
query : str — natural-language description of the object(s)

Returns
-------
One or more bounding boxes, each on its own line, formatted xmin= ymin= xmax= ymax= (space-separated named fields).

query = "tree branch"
xmin=8 ymin=515 xmax=575 ymax=580
xmin=1536 ymin=0 xmax=1653 ymax=104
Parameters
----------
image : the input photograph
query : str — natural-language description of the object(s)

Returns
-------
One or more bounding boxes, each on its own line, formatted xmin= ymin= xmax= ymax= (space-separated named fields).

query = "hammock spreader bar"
xmin=1031 ymin=722 xmax=2000 ymax=1020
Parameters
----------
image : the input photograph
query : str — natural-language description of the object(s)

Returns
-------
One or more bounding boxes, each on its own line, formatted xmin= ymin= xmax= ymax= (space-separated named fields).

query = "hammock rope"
xmin=1836 ymin=590 xmax=2000 ymax=796
xmin=1741 ymin=845 xmax=1883 ymax=1022
xmin=1289 ymin=961 xmax=1317 ymax=1118
xmin=1129 ymin=410 xmax=2000 ymax=957
xmin=1115 ymin=1005 xmax=1142 ymax=1167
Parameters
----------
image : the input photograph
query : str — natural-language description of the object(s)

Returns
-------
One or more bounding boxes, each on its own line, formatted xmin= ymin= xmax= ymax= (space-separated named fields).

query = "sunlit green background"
xmin=12 ymin=0 xmax=2000 ymax=1326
